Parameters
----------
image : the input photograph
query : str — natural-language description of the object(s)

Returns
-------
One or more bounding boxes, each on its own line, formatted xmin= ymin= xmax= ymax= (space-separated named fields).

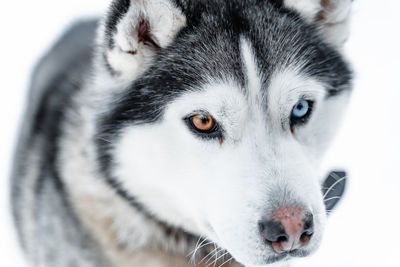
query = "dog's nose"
xmin=259 ymin=206 xmax=314 ymax=253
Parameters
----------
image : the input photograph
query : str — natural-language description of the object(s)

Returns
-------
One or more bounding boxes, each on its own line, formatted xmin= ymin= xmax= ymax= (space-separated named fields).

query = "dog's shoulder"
xmin=29 ymin=19 xmax=98 ymax=107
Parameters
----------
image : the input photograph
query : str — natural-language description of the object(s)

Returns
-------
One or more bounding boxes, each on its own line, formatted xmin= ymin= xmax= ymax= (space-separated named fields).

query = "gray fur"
xmin=11 ymin=1 xmax=352 ymax=266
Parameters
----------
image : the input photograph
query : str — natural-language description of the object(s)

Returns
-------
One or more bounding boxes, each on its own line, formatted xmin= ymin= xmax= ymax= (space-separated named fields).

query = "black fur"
xmin=11 ymin=1 xmax=353 ymax=265
xmin=104 ymin=0 xmax=131 ymax=48
xmin=96 ymin=0 xmax=352 ymax=181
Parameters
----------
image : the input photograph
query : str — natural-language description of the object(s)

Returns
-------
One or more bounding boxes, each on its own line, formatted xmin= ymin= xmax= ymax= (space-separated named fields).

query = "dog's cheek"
xmin=295 ymin=91 xmax=351 ymax=162
xmin=112 ymin=123 xmax=227 ymax=232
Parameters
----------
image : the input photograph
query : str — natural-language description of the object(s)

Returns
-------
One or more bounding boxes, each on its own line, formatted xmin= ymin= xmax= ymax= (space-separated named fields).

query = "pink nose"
xmin=259 ymin=206 xmax=314 ymax=253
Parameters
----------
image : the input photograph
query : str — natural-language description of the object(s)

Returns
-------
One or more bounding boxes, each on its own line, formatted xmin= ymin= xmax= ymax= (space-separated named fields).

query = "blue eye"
xmin=290 ymin=100 xmax=314 ymax=129
xmin=291 ymin=100 xmax=310 ymax=119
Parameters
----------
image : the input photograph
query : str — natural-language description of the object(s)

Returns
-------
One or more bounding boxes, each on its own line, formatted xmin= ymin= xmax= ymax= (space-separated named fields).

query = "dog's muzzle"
xmin=257 ymin=171 xmax=346 ymax=258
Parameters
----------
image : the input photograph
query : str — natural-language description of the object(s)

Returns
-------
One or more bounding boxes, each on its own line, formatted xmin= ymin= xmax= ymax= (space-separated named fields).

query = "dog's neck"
xmin=66 ymin=178 xmax=238 ymax=266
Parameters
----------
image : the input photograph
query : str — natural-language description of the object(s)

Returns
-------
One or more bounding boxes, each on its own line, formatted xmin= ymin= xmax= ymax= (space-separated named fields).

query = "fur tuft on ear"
xmin=99 ymin=0 xmax=186 ymax=81
xmin=284 ymin=0 xmax=352 ymax=48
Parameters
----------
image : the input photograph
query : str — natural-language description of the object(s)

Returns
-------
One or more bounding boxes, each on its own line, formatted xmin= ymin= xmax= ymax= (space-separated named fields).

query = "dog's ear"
xmin=99 ymin=0 xmax=186 ymax=81
xmin=285 ymin=0 xmax=352 ymax=48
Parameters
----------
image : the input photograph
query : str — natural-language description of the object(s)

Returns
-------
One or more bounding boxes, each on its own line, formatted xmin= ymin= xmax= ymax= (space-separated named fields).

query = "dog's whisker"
xmin=188 ymin=239 xmax=213 ymax=263
xmin=199 ymin=246 xmax=218 ymax=264
xmin=187 ymin=236 xmax=206 ymax=257
xmin=211 ymin=249 xmax=220 ymax=266
xmin=321 ymin=186 xmax=335 ymax=190
xmin=323 ymin=176 xmax=346 ymax=199
xmin=209 ymin=251 xmax=229 ymax=267
xmin=205 ymin=248 xmax=219 ymax=265
xmin=205 ymin=246 xmax=222 ymax=265
xmin=324 ymin=196 xmax=342 ymax=202
xmin=97 ymin=136 xmax=112 ymax=144
xmin=218 ymin=256 xmax=234 ymax=267
xmin=187 ymin=237 xmax=202 ymax=259
xmin=212 ymin=248 xmax=224 ymax=266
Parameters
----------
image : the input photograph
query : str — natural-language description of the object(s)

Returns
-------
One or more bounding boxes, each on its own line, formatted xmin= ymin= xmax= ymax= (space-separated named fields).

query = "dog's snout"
xmin=259 ymin=206 xmax=314 ymax=253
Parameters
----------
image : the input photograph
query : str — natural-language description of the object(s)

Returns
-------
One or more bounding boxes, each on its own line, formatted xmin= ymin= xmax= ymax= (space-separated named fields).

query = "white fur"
xmin=107 ymin=38 xmax=343 ymax=266
xmin=106 ymin=0 xmax=186 ymax=82
xmin=285 ymin=0 xmax=322 ymax=22
xmin=284 ymin=0 xmax=352 ymax=48
xmin=58 ymin=3 xmax=352 ymax=266
xmin=240 ymin=38 xmax=263 ymax=104
xmin=16 ymin=1 xmax=353 ymax=266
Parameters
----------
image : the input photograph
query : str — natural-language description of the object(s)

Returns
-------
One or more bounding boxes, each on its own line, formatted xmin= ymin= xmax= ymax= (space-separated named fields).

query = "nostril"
xmin=300 ymin=231 xmax=312 ymax=246
xmin=303 ymin=213 xmax=314 ymax=234
xmin=258 ymin=222 xmax=265 ymax=233
xmin=299 ymin=213 xmax=314 ymax=246
xmin=276 ymin=234 xmax=288 ymax=243
xmin=303 ymin=213 xmax=314 ymax=229
xmin=259 ymin=220 xmax=287 ymax=243
xmin=301 ymin=229 xmax=314 ymax=236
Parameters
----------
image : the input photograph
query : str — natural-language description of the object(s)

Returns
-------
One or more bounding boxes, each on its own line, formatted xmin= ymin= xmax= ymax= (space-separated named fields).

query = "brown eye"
xmin=191 ymin=114 xmax=215 ymax=132
xmin=185 ymin=112 xmax=222 ymax=139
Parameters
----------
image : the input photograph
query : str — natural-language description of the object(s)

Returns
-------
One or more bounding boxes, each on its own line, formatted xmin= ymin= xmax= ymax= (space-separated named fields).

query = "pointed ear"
xmin=285 ymin=0 xmax=352 ymax=48
xmin=99 ymin=0 xmax=186 ymax=81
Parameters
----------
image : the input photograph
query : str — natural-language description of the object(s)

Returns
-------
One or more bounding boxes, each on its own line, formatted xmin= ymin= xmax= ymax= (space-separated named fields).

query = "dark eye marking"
xmin=290 ymin=100 xmax=314 ymax=132
xmin=184 ymin=112 xmax=223 ymax=142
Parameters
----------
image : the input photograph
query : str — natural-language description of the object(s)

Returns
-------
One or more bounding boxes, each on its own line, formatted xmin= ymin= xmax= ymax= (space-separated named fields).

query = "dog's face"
xmin=96 ymin=0 xmax=352 ymax=265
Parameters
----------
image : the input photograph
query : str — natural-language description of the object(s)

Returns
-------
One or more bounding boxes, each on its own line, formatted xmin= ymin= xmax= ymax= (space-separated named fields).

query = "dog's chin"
xmin=223 ymin=240 xmax=316 ymax=266
xmin=234 ymin=254 xmax=289 ymax=267
xmin=238 ymin=249 xmax=311 ymax=267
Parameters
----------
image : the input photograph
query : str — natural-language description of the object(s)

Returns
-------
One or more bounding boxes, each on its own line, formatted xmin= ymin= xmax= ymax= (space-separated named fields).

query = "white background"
xmin=0 ymin=1 xmax=399 ymax=266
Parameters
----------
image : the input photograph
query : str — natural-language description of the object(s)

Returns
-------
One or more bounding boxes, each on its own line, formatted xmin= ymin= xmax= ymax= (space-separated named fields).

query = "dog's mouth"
xmin=262 ymin=253 xmax=290 ymax=265
xmin=259 ymin=247 xmax=312 ymax=265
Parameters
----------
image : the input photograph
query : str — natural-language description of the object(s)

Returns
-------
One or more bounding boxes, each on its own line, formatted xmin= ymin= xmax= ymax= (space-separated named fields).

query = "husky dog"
xmin=11 ymin=0 xmax=353 ymax=266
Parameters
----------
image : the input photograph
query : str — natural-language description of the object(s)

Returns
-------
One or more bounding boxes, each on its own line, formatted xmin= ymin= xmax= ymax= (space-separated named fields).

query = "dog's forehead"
xmin=142 ymin=0 xmax=350 ymax=97
xmin=238 ymin=38 xmax=326 ymax=109
xmin=104 ymin=1 xmax=351 ymax=131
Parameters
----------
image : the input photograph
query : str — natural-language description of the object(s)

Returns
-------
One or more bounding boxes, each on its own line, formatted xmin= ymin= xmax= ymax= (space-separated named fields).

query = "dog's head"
xmin=95 ymin=0 xmax=352 ymax=265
